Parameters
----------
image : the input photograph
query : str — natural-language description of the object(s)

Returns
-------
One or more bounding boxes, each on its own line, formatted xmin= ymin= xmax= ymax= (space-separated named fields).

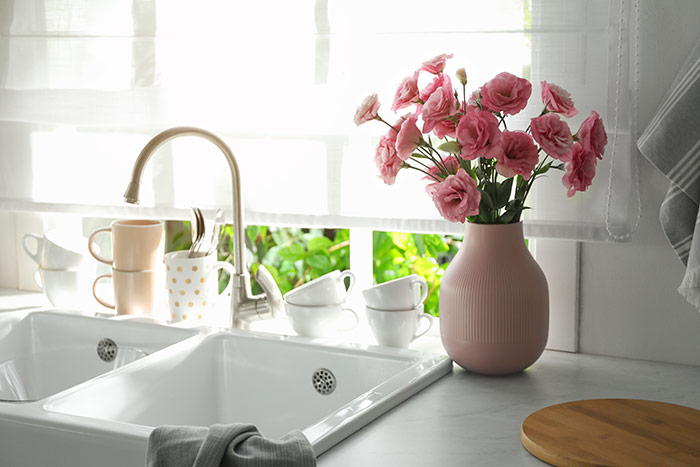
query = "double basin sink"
xmin=0 ymin=310 xmax=451 ymax=466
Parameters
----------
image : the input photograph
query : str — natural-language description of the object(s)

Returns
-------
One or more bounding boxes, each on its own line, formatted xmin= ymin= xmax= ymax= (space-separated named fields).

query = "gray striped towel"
xmin=146 ymin=424 xmax=316 ymax=467
xmin=638 ymin=37 xmax=700 ymax=310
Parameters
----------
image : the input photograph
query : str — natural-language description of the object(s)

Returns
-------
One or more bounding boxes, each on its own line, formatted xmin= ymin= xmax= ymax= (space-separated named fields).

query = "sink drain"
xmin=96 ymin=338 xmax=118 ymax=362
xmin=312 ymin=368 xmax=336 ymax=395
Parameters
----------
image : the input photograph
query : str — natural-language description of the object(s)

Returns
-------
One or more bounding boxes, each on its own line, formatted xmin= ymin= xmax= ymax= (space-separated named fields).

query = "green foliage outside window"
xmin=165 ymin=221 xmax=461 ymax=316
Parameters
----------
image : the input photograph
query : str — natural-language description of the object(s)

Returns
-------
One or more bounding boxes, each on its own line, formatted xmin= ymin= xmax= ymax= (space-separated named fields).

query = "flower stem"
xmin=405 ymin=163 xmax=441 ymax=182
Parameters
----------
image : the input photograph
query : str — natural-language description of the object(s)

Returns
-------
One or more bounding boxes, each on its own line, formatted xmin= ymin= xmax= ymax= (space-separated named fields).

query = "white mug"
xmin=34 ymin=267 xmax=92 ymax=311
xmin=23 ymin=230 xmax=90 ymax=270
xmin=366 ymin=304 xmax=433 ymax=348
xmin=284 ymin=270 xmax=355 ymax=306
xmin=165 ymin=251 xmax=235 ymax=324
xmin=362 ymin=274 xmax=429 ymax=311
xmin=285 ymin=301 xmax=359 ymax=338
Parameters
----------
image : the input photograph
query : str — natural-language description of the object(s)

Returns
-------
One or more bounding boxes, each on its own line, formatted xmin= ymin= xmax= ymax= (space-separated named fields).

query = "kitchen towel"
xmin=146 ymin=424 xmax=316 ymax=467
xmin=638 ymin=36 xmax=700 ymax=310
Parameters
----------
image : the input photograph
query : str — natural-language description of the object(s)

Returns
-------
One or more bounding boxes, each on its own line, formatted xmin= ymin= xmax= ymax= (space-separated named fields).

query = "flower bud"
xmin=456 ymin=68 xmax=467 ymax=85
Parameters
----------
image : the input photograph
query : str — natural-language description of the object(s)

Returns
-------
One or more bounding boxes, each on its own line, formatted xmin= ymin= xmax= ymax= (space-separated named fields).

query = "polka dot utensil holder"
xmin=164 ymin=251 xmax=234 ymax=324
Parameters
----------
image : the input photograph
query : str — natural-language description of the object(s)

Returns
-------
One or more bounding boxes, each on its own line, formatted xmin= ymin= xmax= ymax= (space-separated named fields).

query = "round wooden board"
xmin=520 ymin=399 xmax=700 ymax=466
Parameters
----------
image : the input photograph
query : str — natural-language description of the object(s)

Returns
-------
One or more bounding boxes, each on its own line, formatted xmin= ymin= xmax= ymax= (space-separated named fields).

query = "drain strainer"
xmin=312 ymin=368 xmax=336 ymax=395
xmin=96 ymin=338 xmax=118 ymax=362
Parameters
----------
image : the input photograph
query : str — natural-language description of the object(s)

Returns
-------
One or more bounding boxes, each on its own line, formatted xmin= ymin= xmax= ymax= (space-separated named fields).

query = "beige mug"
xmin=92 ymin=268 xmax=164 ymax=318
xmin=88 ymin=219 xmax=164 ymax=271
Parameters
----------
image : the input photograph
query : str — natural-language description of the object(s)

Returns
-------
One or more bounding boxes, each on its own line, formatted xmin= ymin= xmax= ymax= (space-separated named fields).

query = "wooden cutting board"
xmin=520 ymin=399 xmax=700 ymax=466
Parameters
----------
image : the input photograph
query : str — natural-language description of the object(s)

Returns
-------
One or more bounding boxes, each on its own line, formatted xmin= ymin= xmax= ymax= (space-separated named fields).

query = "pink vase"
xmin=440 ymin=222 xmax=548 ymax=375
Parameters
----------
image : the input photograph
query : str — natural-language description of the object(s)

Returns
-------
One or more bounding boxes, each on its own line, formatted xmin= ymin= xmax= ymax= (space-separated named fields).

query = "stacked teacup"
xmin=363 ymin=274 xmax=434 ymax=348
xmin=88 ymin=219 xmax=165 ymax=319
xmin=22 ymin=230 xmax=93 ymax=310
xmin=283 ymin=270 xmax=359 ymax=338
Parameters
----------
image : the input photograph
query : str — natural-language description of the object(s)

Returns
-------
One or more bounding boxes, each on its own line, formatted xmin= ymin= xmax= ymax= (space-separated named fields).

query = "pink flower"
xmin=422 ymin=83 xmax=458 ymax=134
xmin=541 ymin=81 xmax=578 ymax=118
xmin=420 ymin=53 xmax=454 ymax=74
xmin=395 ymin=114 xmax=423 ymax=161
xmin=374 ymin=136 xmax=403 ymax=185
xmin=577 ymin=111 xmax=607 ymax=159
xmin=456 ymin=109 xmax=503 ymax=160
xmin=419 ymin=73 xmax=451 ymax=102
xmin=431 ymin=117 xmax=458 ymax=139
xmin=423 ymin=155 xmax=462 ymax=181
xmin=480 ymin=72 xmax=532 ymax=116
xmin=530 ymin=113 xmax=574 ymax=161
xmin=426 ymin=169 xmax=481 ymax=223
xmin=385 ymin=116 xmax=407 ymax=142
xmin=495 ymin=130 xmax=539 ymax=180
xmin=354 ymin=94 xmax=381 ymax=126
xmin=391 ymin=72 xmax=420 ymax=112
xmin=562 ymin=143 xmax=597 ymax=197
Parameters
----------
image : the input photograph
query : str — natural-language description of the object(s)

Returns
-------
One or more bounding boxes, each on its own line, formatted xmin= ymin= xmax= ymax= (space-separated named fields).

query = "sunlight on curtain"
xmin=0 ymin=0 xmax=636 ymax=241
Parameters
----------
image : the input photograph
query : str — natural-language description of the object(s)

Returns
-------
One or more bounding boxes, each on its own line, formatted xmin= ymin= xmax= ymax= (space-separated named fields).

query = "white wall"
xmin=580 ymin=0 xmax=700 ymax=366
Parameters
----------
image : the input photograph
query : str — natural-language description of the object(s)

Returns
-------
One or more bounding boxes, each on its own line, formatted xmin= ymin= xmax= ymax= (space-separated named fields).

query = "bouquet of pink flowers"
xmin=354 ymin=53 xmax=608 ymax=224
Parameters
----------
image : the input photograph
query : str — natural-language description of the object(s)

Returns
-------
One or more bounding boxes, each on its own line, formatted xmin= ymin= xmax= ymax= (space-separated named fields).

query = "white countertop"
xmin=3 ymin=288 xmax=700 ymax=466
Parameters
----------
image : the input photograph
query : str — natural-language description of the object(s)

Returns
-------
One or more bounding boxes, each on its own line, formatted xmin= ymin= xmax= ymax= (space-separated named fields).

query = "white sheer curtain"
xmin=0 ymin=0 xmax=637 ymax=241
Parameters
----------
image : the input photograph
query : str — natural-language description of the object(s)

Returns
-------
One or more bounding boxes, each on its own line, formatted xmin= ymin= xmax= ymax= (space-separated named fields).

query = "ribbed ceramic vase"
xmin=440 ymin=222 xmax=548 ymax=375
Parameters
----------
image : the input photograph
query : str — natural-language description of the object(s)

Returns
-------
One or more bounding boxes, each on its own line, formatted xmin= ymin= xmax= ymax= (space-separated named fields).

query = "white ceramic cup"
xmin=366 ymin=304 xmax=433 ymax=348
xmin=88 ymin=219 xmax=164 ymax=272
xmin=34 ymin=267 xmax=92 ymax=311
xmin=283 ymin=270 xmax=356 ymax=306
xmin=22 ymin=230 xmax=90 ymax=270
xmin=92 ymin=268 xmax=165 ymax=318
xmin=285 ymin=301 xmax=359 ymax=338
xmin=164 ymin=251 xmax=235 ymax=324
xmin=362 ymin=274 xmax=429 ymax=311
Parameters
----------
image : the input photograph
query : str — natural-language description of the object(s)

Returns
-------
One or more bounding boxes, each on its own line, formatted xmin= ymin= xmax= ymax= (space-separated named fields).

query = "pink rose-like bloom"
xmin=395 ymin=114 xmax=423 ymax=161
xmin=391 ymin=72 xmax=420 ymax=112
xmin=423 ymin=155 xmax=462 ymax=181
xmin=431 ymin=117 xmax=458 ymax=139
xmin=562 ymin=142 xmax=597 ymax=197
xmin=354 ymin=94 xmax=380 ymax=126
xmin=420 ymin=53 xmax=454 ymax=74
xmin=577 ymin=111 xmax=607 ymax=159
xmin=422 ymin=83 xmax=458 ymax=134
xmin=426 ymin=169 xmax=481 ymax=223
xmin=419 ymin=73 xmax=451 ymax=102
xmin=374 ymin=136 xmax=403 ymax=185
xmin=386 ymin=116 xmax=407 ymax=142
xmin=541 ymin=81 xmax=578 ymax=118
xmin=480 ymin=72 xmax=532 ymax=115
xmin=530 ymin=113 xmax=574 ymax=161
xmin=495 ymin=130 xmax=539 ymax=180
xmin=456 ymin=109 xmax=503 ymax=160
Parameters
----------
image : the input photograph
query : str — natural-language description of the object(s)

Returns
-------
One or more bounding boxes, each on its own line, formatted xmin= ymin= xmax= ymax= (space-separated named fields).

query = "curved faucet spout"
xmin=123 ymin=126 xmax=283 ymax=328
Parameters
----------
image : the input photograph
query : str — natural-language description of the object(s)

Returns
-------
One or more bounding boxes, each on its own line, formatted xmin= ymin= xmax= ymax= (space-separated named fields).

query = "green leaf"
xmin=306 ymin=250 xmax=333 ymax=274
xmin=437 ymin=141 xmax=461 ymax=154
xmin=481 ymin=190 xmax=495 ymax=210
xmin=246 ymin=225 xmax=260 ymax=245
xmin=496 ymin=178 xmax=514 ymax=209
xmin=308 ymin=236 xmax=332 ymax=251
xmin=278 ymin=243 xmax=305 ymax=262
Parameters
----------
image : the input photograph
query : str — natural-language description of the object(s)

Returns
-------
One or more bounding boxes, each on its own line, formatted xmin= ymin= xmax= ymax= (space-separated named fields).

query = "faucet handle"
xmin=255 ymin=265 xmax=284 ymax=319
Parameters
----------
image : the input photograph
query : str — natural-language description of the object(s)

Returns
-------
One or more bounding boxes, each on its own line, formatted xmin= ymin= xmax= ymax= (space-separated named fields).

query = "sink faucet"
xmin=123 ymin=126 xmax=284 ymax=329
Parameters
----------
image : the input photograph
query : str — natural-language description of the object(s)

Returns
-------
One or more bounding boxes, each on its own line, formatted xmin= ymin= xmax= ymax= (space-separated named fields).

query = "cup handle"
xmin=214 ymin=261 xmax=236 ymax=296
xmin=92 ymin=274 xmax=115 ymax=309
xmin=88 ymin=227 xmax=113 ymax=266
xmin=338 ymin=306 xmax=359 ymax=332
xmin=412 ymin=313 xmax=434 ymax=342
xmin=339 ymin=270 xmax=356 ymax=297
xmin=22 ymin=233 xmax=43 ymax=265
xmin=410 ymin=277 xmax=429 ymax=306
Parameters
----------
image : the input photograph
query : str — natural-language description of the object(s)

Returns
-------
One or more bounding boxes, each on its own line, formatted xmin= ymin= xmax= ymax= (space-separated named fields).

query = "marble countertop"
xmin=3 ymin=288 xmax=700 ymax=466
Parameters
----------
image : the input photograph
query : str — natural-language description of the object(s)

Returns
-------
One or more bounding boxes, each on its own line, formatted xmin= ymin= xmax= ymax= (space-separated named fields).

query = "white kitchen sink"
xmin=0 ymin=312 xmax=451 ymax=466
xmin=0 ymin=310 xmax=199 ymax=402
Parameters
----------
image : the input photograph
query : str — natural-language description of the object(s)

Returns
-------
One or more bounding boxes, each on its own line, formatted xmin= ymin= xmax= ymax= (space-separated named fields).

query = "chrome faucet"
xmin=123 ymin=126 xmax=284 ymax=328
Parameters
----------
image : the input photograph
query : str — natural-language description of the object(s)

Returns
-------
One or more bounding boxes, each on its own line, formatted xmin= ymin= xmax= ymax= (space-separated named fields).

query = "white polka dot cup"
xmin=165 ymin=251 xmax=235 ymax=324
